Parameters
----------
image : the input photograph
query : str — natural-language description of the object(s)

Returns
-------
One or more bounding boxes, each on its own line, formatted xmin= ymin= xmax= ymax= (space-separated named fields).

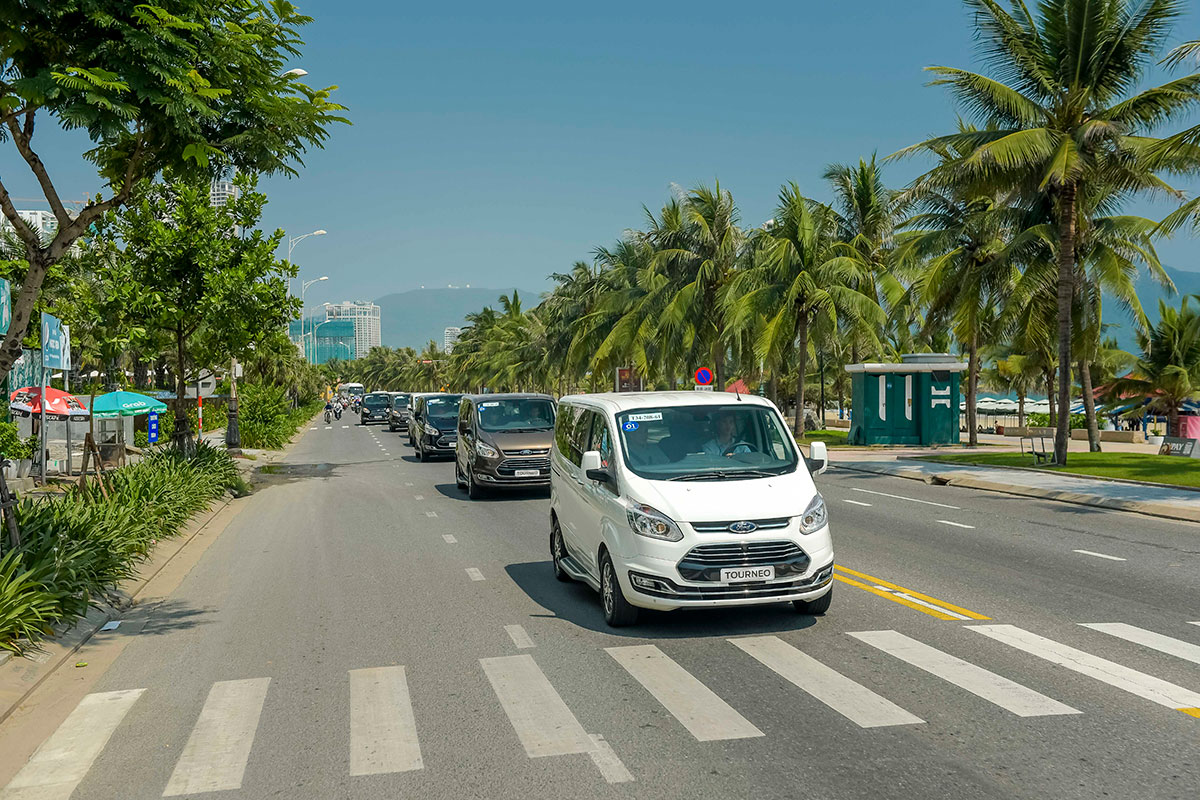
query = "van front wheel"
xmin=600 ymin=554 xmax=638 ymax=627
xmin=793 ymin=585 xmax=832 ymax=616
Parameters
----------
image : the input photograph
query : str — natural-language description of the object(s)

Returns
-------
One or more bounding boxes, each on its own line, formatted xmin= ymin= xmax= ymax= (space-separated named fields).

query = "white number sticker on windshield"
xmin=627 ymin=412 xmax=662 ymax=422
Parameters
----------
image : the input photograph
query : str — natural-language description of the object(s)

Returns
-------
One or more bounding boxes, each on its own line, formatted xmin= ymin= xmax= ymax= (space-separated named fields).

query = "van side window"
xmin=554 ymin=405 xmax=584 ymax=467
xmin=458 ymin=399 xmax=471 ymax=432
xmin=589 ymin=414 xmax=613 ymax=469
xmin=569 ymin=410 xmax=594 ymax=467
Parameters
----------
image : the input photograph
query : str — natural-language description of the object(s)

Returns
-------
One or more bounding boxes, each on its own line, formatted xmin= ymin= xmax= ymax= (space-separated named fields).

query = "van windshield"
xmin=477 ymin=398 xmax=555 ymax=432
xmin=616 ymin=404 xmax=798 ymax=480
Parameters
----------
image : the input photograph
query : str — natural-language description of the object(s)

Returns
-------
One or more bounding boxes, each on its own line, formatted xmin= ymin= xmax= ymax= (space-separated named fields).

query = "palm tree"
xmin=726 ymin=184 xmax=883 ymax=434
xmin=1109 ymin=296 xmax=1200 ymax=437
xmin=894 ymin=0 xmax=1200 ymax=464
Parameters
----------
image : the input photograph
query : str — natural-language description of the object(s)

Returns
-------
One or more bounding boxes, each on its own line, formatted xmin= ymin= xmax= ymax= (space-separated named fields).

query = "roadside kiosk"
xmin=845 ymin=354 xmax=966 ymax=446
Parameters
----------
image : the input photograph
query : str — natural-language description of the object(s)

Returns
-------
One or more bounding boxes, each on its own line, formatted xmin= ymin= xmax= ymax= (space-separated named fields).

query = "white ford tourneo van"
xmin=550 ymin=391 xmax=833 ymax=627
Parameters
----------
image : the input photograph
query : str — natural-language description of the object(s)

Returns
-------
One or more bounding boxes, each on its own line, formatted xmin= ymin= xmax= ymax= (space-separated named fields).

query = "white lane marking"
xmin=588 ymin=734 xmax=634 ymax=784
xmin=1190 ymin=622 xmax=1200 ymax=627
xmin=442 ymin=534 xmax=457 ymax=544
xmin=871 ymin=586 xmax=971 ymax=620
xmin=341 ymin=425 xmax=349 ymax=429
xmin=970 ymin=625 xmax=1200 ymax=711
xmin=425 ymin=511 xmax=438 ymax=518
xmin=413 ymin=495 xmax=424 ymax=501
xmin=1080 ymin=623 xmax=1200 ymax=666
xmin=505 ymin=625 xmax=535 ymax=649
xmin=404 ymin=482 xmax=413 ymax=486
xmin=479 ymin=654 xmax=593 ymax=757
xmin=849 ymin=630 xmax=1079 ymax=717
xmin=606 ymin=645 xmax=762 ymax=741
xmin=309 ymin=426 xmax=317 ymax=431
xmin=842 ymin=499 xmax=872 ymax=507
xmin=850 ymin=487 xmax=959 ymax=509
xmin=324 ymin=426 xmax=332 ymax=430
xmin=729 ymin=636 xmax=923 ymax=728
xmin=1 ymin=689 xmax=145 ymax=800
xmin=349 ymin=667 xmax=423 ymax=775
xmin=1073 ymin=549 xmax=1126 ymax=561
xmin=466 ymin=568 xmax=485 ymax=581
xmin=937 ymin=519 xmax=975 ymax=529
xmin=163 ymin=678 xmax=271 ymax=796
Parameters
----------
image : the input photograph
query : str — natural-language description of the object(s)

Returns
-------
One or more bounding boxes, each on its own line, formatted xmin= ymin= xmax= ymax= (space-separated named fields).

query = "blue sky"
xmin=7 ymin=0 xmax=1200 ymax=312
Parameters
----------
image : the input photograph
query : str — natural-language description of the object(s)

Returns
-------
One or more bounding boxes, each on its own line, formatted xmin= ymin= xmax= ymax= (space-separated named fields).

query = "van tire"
xmin=600 ymin=553 xmax=638 ymax=627
xmin=467 ymin=468 xmax=484 ymax=499
xmin=793 ymin=585 xmax=832 ymax=616
xmin=455 ymin=462 xmax=467 ymax=490
xmin=551 ymin=519 xmax=571 ymax=582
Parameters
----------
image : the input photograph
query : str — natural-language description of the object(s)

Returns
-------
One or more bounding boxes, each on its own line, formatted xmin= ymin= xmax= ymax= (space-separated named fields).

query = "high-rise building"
xmin=2 ymin=209 xmax=64 ymax=243
xmin=209 ymin=177 xmax=239 ymax=207
xmin=324 ymin=301 xmax=381 ymax=359
xmin=443 ymin=326 xmax=462 ymax=353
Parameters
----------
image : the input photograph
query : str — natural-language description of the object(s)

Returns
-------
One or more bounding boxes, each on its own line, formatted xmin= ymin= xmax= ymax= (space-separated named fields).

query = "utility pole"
xmin=226 ymin=356 xmax=241 ymax=454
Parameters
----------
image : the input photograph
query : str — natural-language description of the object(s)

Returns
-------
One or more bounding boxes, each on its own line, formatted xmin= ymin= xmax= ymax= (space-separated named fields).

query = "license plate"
xmin=514 ymin=469 xmax=540 ymax=478
xmin=720 ymin=566 xmax=774 ymax=583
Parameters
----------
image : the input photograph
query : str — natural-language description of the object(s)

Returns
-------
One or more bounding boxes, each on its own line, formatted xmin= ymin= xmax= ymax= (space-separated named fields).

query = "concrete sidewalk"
xmin=833 ymin=455 xmax=1200 ymax=524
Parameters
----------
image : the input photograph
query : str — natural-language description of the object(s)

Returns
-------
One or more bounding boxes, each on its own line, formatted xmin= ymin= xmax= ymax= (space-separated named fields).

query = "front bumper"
xmin=420 ymin=433 xmax=457 ymax=453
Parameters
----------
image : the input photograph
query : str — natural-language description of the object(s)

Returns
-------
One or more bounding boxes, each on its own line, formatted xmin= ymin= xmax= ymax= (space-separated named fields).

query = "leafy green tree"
xmin=0 ymin=0 xmax=347 ymax=383
xmin=1110 ymin=297 xmax=1200 ymax=437
xmin=99 ymin=173 xmax=298 ymax=445
xmin=895 ymin=0 xmax=1200 ymax=464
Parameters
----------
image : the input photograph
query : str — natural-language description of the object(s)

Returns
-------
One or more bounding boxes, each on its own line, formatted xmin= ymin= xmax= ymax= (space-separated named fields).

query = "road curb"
xmin=833 ymin=461 xmax=1200 ymax=524
xmin=901 ymin=455 xmax=1200 ymax=495
xmin=0 ymin=494 xmax=237 ymax=725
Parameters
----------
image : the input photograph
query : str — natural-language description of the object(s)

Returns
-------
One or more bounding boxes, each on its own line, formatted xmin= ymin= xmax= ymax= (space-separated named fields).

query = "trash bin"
xmin=845 ymin=354 xmax=966 ymax=446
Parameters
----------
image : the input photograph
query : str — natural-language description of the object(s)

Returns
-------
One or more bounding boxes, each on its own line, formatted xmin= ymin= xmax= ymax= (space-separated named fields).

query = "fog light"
xmin=629 ymin=572 xmax=674 ymax=594
xmin=477 ymin=473 xmax=496 ymax=482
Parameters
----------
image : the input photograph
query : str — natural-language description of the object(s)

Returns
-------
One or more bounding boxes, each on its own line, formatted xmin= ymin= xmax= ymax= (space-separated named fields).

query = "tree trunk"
xmin=1045 ymin=370 xmax=1056 ymax=428
xmin=170 ymin=325 xmax=192 ymax=451
xmin=1054 ymin=182 xmax=1077 ymax=464
xmin=967 ymin=335 xmax=979 ymax=447
xmin=794 ymin=315 xmax=809 ymax=436
xmin=713 ymin=321 xmax=725 ymax=392
xmin=1079 ymin=358 xmax=1101 ymax=452
xmin=769 ymin=374 xmax=779 ymax=410
xmin=133 ymin=357 xmax=148 ymax=390
xmin=1168 ymin=405 xmax=1180 ymax=438
xmin=1018 ymin=392 xmax=1026 ymax=428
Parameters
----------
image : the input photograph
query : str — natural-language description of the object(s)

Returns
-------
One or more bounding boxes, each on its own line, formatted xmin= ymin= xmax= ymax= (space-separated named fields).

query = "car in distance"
xmin=455 ymin=393 xmax=556 ymax=499
xmin=387 ymin=392 xmax=411 ymax=432
xmin=549 ymin=391 xmax=833 ymax=627
xmin=407 ymin=393 xmax=463 ymax=461
xmin=359 ymin=392 xmax=392 ymax=425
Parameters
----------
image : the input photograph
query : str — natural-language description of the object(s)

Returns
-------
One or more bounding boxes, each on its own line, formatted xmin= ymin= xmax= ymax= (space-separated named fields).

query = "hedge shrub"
xmin=0 ymin=442 xmax=241 ymax=652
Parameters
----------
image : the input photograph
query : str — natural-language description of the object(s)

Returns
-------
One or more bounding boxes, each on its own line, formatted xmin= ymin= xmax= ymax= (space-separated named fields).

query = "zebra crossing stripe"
xmin=606 ymin=645 xmax=762 ymax=741
xmin=349 ymin=667 xmax=423 ymax=775
xmin=730 ymin=636 xmax=923 ymax=728
xmin=479 ymin=655 xmax=594 ymax=757
xmin=163 ymin=678 xmax=271 ymax=796
xmin=0 ymin=689 xmax=144 ymax=800
xmin=849 ymin=630 xmax=1079 ymax=717
xmin=971 ymin=625 xmax=1200 ymax=714
xmin=1080 ymin=623 xmax=1200 ymax=666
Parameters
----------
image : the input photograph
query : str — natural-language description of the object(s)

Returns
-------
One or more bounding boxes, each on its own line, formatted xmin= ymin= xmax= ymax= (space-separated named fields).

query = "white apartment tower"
xmin=325 ymin=301 xmax=381 ymax=359
xmin=443 ymin=326 xmax=462 ymax=353
xmin=210 ymin=176 xmax=239 ymax=207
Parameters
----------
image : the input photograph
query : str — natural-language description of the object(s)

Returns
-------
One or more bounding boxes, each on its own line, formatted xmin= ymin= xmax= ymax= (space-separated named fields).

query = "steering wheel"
xmin=722 ymin=440 xmax=759 ymax=456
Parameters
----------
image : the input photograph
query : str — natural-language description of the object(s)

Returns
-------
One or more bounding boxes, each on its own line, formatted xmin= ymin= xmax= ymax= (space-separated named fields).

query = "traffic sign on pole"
xmin=694 ymin=367 xmax=713 ymax=386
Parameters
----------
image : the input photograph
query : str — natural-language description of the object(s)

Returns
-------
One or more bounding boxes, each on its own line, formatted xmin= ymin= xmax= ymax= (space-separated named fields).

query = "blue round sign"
xmin=694 ymin=367 xmax=713 ymax=386
xmin=622 ymin=421 xmax=639 ymax=432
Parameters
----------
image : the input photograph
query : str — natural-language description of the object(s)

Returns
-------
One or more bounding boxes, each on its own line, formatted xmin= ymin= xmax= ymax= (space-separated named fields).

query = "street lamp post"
xmin=286 ymin=229 xmax=327 ymax=298
xmin=301 ymin=276 xmax=329 ymax=363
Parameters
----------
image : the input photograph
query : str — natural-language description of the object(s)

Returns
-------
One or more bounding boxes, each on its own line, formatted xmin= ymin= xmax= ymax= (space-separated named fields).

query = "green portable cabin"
xmin=845 ymin=355 xmax=965 ymax=446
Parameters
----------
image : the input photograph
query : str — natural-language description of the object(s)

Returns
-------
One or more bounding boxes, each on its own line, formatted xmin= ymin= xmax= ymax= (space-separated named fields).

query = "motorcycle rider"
xmin=324 ymin=399 xmax=333 ymax=424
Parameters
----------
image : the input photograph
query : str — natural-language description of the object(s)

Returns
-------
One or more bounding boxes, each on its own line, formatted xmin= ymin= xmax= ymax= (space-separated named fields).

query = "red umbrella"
xmin=9 ymin=386 xmax=90 ymax=419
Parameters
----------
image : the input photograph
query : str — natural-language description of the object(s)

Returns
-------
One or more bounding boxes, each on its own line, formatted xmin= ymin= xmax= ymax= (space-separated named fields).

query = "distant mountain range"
xmin=376 ymin=287 xmax=541 ymax=350
xmin=1103 ymin=265 xmax=1200 ymax=354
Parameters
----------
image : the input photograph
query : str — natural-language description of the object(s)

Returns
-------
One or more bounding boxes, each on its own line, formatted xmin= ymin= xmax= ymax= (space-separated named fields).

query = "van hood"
xmin=486 ymin=429 xmax=554 ymax=451
xmin=635 ymin=471 xmax=814 ymax=524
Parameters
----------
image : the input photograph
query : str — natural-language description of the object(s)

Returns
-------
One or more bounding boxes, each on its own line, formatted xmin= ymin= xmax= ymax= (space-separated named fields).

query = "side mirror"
xmin=807 ymin=441 xmax=828 ymax=475
xmin=581 ymin=450 xmax=610 ymax=483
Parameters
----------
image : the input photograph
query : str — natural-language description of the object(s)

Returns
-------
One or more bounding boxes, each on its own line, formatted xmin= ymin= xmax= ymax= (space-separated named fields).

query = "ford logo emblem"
xmin=728 ymin=521 xmax=757 ymax=534
xmin=520 ymin=449 xmax=532 ymax=455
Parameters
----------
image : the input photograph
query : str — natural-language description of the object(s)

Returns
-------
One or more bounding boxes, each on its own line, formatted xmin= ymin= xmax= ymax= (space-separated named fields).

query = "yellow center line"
xmin=1180 ymin=708 xmax=1200 ymax=719
xmin=834 ymin=565 xmax=991 ymax=621
xmin=832 ymin=574 xmax=959 ymax=621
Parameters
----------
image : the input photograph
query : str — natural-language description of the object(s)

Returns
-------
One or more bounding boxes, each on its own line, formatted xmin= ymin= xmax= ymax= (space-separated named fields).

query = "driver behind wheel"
xmin=702 ymin=411 xmax=751 ymax=457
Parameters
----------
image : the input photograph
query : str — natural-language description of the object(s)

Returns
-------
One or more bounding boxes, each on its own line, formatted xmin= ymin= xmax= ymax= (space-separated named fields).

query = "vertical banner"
xmin=148 ymin=412 xmax=159 ymax=444
xmin=0 ymin=277 xmax=10 ymax=335
xmin=41 ymin=313 xmax=70 ymax=370
xmin=198 ymin=395 xmax=203 ymax=435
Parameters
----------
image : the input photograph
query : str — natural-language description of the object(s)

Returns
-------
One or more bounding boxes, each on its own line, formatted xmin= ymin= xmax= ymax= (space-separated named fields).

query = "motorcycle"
xmin=334 ymin=406 xmax=342 ymax=421
xmin=324 ymin=408 xmax=332 ymax=424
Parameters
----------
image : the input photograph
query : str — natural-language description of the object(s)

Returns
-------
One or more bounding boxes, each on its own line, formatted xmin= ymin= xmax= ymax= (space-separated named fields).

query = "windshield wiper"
xmin=666 ymin=469 xmax=777 ymax=481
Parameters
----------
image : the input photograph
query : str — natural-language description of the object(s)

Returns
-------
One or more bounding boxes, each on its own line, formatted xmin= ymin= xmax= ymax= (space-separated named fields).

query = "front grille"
xmin=691 ymin=517 xmax=791 ymax=533
xmin=677 ymin=540 xmax=809 ymax=582
xmin=435 ymin=435 xmax=456 ymax=448
xmin=497 ymin=457 xmax=550 ymax=476
xmin=501 ymin=447 xmax=550 ymax=456
xmin=634 ymin=564 xmax=833 ymax=600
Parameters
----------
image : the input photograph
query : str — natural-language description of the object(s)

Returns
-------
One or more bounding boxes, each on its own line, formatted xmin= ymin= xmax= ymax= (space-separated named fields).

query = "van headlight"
xmin=424 ymin=423 xmax=440 ymax=436
xmin=798 ymin=493 xmax=828 ymax=534
xmin=625 ymin=501 xmax=683 ymax=542
xmin=476 ymin=441 xmax=498 ymax=458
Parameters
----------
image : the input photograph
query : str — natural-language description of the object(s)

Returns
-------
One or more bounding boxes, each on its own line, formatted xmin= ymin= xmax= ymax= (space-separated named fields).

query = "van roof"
xmin=464 ymin=392 xmax=554 ymax=401
xmin=558 ymin=391 xmax=776 ymax=414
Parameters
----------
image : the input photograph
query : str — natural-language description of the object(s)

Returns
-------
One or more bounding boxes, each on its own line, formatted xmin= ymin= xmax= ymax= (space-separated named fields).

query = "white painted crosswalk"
xmin=4 ymin=621 xmax=1199 ymax=795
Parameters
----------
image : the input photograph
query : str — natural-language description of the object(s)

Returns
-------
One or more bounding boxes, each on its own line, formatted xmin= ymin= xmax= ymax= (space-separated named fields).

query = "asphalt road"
xmin=2 ymin=419 xmax=1198 ymax=800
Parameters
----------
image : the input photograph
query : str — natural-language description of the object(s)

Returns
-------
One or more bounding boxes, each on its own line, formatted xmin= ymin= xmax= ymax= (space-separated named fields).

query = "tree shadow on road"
xmin=504 ymin=561 xmax=819 ymax=639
